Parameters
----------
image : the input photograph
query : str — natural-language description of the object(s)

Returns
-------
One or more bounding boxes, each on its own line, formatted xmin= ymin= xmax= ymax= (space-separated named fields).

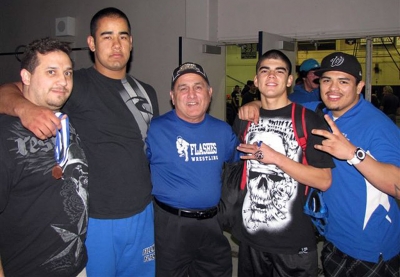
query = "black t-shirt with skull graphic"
xmin=234 ymin=103 xmax=334 ymax=254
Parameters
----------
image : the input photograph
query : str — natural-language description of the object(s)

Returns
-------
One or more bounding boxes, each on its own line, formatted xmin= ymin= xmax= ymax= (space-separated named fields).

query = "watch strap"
xmin=347 ymin=147 xmax=365 ymax=165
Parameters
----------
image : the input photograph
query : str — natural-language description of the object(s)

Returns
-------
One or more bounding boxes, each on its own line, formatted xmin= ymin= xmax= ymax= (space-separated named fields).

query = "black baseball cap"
xmin=314 ymin=52 xmax=362 ymax=81
xmin=171 ymin=62 xmax=210 ymax=89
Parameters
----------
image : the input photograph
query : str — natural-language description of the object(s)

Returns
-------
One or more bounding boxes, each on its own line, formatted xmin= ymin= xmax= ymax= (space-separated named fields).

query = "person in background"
xmin=371 ymin=91 xmax=380 ymax=108
xmin=146 ymin=62 xmax=239 ymax=277
xmin=231 ymin=84 xmax=241 ymax=112
xmin=380 ymin=85 xmax=399 ymax=123
xmin=289 ymin=58 xmax=321 ymax=104
xmin=234 ymin=50 xmax=334 ymax=277
xmin=0 ymin=37 xmax=88 ymax=277
xmin=241 ymin=80 xmax=260 ymax=106
xmin=0 ymin=7 xmax=158 ymax=277
xmin=227 ymin=84 xmax=241 ymax=125
xmin=240 ymin=80 xmax=253 ymax=97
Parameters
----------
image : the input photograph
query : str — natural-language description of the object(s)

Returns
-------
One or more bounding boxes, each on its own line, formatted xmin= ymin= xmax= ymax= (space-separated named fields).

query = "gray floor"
xmin=224 ymin=231 xmax=238 ymax=277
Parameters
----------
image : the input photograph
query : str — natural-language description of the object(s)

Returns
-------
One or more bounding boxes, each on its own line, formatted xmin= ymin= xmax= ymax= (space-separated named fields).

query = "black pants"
xmin=238 ymin=241 xmax=318 ymax=277
xmin=154 ymin=201 xmax=232 ymax=277
xmin=321 ymin=241 xmax=400 ymax=277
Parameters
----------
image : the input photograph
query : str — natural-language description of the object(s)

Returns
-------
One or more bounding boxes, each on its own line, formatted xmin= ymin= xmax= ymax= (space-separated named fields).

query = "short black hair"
xmin=256 ymin=49 xmax=292 ymax=76
xmin=20 ymin=37 xmax=72 ymax=73
xmin=90 ymin=7 xmax=131 ymax=38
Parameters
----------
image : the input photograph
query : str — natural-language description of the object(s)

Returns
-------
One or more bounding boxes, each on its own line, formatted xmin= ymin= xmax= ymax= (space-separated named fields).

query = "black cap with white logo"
xmin=171 ymin=62 xmax=210 ymax=89
xmin=314 ymin=52 xmax=362 ymax=81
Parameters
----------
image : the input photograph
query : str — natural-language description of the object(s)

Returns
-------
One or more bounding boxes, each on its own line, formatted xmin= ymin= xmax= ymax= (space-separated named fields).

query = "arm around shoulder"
xmin=0 ymin=82 xmax=60 ymax=139
xmin=0 ymin=82 xmax=24 ymax=116
xmin=238 ymin=100 xmax=262 ymax=124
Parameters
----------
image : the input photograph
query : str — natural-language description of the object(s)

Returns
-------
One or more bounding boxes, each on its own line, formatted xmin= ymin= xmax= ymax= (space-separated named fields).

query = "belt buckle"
xmin=196 ymin=208 xmax=216 ymax=220
xmin=196 ymin=210 xmax=209 ymax=220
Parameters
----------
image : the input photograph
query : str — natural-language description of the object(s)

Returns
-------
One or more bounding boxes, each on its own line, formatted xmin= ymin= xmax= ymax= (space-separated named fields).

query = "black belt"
xmin=154 ymin=198 xmax=217 ymax=220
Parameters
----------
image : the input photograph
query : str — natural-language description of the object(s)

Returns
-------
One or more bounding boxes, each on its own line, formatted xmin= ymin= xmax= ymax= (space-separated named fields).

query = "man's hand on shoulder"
xmin=0 ymin=82 xmax=61 ymax=139
xmin=238 ymin=100 xmax=261 ymax=124
xmin=18 ymin=105 xmax=61 ymax=139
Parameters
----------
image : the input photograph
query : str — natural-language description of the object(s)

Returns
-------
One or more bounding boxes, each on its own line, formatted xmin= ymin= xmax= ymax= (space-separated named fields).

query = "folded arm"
xmin=237 ymin=142 xmax=332 ymax=191
xmin=0 ymin=82 xmax=60 ymax=139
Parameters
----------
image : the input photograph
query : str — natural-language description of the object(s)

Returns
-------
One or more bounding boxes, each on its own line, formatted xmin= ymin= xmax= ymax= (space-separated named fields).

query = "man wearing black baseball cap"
xmin=171 ymin=62 xmax=210 ymax=89
xmin=314 ymin=52 xmax=362 ymax=82
xmin=146 ymin=62 xmax=239 ymax=276
xmin=312 ymin=52 xmax=400 ymax=276
xmin=313 ymin=52 xmax=364 ymax=117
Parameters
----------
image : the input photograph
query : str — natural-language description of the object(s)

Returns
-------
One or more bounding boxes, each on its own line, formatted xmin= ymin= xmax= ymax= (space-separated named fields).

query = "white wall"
xmin=0 ymin=0 xmax=186 ymax=114
xmin=218 ymin=0 xmax=400 ymax=42
xmin=1 ymin=0 xmax=399 ymax=114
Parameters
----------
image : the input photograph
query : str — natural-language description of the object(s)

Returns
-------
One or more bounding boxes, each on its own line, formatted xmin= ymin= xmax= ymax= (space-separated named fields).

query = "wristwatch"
xmin=347 ymin=147 xmax=366 ymax=165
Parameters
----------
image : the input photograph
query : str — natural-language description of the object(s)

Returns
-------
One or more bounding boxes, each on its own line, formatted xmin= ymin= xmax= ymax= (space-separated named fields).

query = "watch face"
xmin=356 ymin=149 xmax=366 ymax=160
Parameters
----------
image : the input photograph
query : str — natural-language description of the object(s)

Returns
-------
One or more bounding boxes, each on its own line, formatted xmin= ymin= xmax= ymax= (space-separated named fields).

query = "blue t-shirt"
xmin=323 ymin=97 xmax=400 ymax=262
xmin=289 ymin=84 xmax=320 ymax=104
xmin=146 ymin=110 xmax=239 ymax=209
